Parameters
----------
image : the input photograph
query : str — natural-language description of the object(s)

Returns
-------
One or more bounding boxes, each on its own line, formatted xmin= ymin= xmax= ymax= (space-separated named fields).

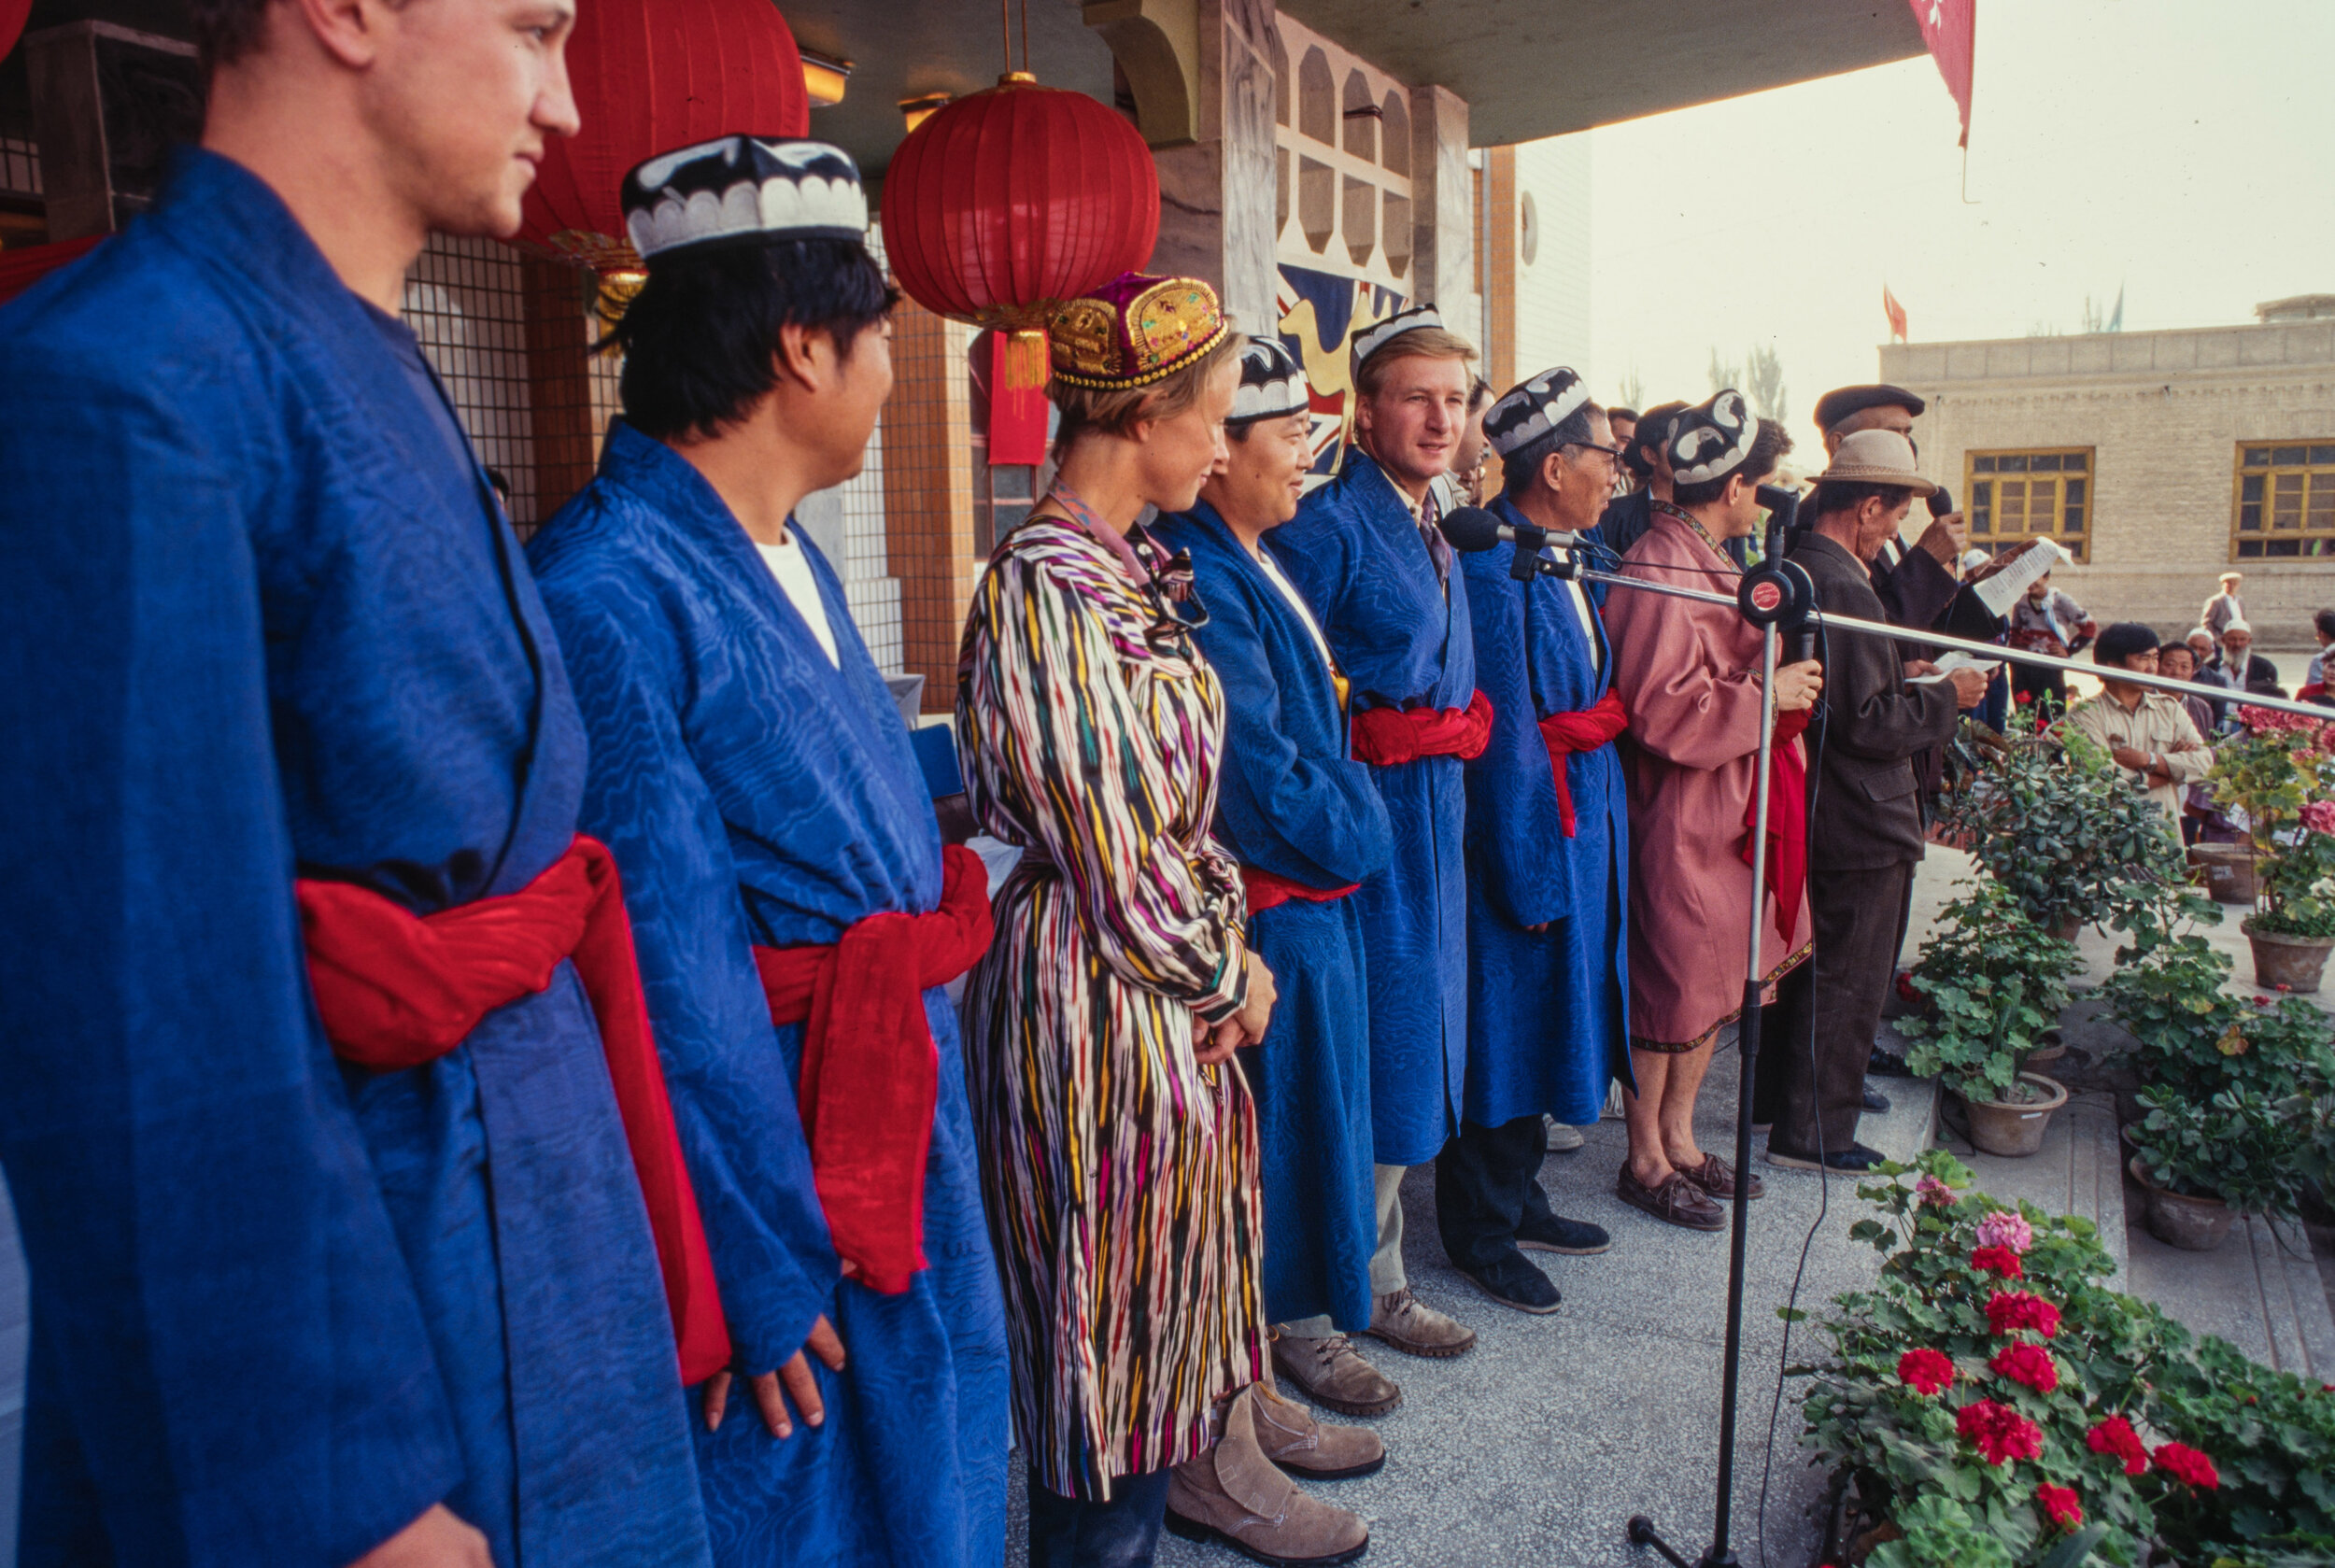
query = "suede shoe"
xmin=1270 ymin=1330 xmax=1402 ymax=1418
xmin=1166 ymin=1391 xmax=1370 ymax=1565
xmin=1459 ymin=1250 xmax=1561 ymax=1314
xmin=1516 ymin=1210 xmax=1611 ymax=1255
xmin=1249 ymin=1382 xmax=1386 ymax=1480
xmin=1366 ymin=1286 xmax=1477 ymax=1359
xmin=1766 ymin=1139 xmax=1886 ymax=1173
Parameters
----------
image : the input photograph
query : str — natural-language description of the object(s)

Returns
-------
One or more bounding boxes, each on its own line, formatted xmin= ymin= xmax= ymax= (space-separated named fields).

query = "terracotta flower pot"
xmin=2022 ymin=1027 xmax=2067 ymax=1066
xmin=2128 ymin=1153 xmax=2238 ymax=1252
xmin=2243 ymin=919 xmax=2334 ymax=994
xmin=1956 ymin=1072 xmax=2068 ymax=1158
xmin=2189 ymin=843 xmax=2260 ymax=905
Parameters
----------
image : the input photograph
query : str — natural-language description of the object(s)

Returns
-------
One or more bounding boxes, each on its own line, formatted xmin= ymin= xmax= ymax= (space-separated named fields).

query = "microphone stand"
xmin=1483 ymin=507 xmax=2329 ymax=1568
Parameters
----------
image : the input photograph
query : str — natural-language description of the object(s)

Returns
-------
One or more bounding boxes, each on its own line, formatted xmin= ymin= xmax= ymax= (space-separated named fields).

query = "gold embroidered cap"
xmin=1049 ymin=271 xmax=1230 ymax=390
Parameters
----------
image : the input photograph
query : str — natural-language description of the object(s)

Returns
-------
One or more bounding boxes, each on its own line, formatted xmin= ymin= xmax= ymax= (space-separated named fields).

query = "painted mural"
xmin=1275 ymin=261 xmax=1406 ymax=485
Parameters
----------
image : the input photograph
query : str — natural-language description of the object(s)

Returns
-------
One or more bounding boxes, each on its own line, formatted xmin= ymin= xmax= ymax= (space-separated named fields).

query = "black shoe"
xmin=1862 ymin=1081 xmax=1892 ymax=1113
xmin=1517 ymin=1210 xmax=1612 ymax=1256
xmin=1460 ymin=1251 xmax=1562 ymax=1313
xmin=1766 ymin=1140 xmax=1887 ymax=1173
xmin=1867 ymin=1044 xmax=1911 ymax=1078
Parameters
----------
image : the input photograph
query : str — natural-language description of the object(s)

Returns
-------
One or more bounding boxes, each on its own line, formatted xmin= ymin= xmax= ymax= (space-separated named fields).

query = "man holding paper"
xmin=1766 ymin=432 xmax=1986 ymax=1171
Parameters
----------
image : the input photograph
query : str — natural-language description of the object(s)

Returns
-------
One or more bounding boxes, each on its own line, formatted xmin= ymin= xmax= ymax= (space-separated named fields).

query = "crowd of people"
xmin=8 ymin=8 xmax=2335 ymax=1568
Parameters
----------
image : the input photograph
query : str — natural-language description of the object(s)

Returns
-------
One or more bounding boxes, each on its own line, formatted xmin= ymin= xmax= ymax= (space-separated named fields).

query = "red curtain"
xmin=0 ymin=235 xmax=106 ymax=306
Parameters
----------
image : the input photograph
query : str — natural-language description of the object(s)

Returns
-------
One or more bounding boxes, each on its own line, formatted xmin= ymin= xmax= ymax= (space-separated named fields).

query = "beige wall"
xmin=1883 ymin=322 xmax=2335 ymax=644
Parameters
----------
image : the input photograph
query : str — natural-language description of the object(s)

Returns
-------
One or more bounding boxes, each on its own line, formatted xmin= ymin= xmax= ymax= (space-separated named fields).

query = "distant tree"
xmin=1616 ymin=368 xmax=1647 ymax=411
xmin=1745 ymin=344 xmax=1789 ymax=426
xmin=1706 ymin=347 xmax=1743 ymax=396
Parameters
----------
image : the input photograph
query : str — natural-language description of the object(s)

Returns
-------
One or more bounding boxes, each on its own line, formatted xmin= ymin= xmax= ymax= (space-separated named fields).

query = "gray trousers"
xmin=1769 ymin=862 xmax=1917 ymax=1157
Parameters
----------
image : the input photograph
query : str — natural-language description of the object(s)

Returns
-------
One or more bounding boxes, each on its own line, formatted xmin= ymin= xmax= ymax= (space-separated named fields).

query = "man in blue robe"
xmin=527 ymin=137 xmax=1009 ymax=1566
xmin=0 ymin=5 xmax=710 ymax=1565
xmin=1153 ymin=341 xmax=1401 ymax=1422
xmin=1439 ymin=369 xmax=1631 ymax=1314
xmin=1272 ymin=305 xmax=1483 ymax=1363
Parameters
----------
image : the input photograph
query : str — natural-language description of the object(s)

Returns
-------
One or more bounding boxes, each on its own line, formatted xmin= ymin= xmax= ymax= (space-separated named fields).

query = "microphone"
xmin=1437 ymin=506 xmax=1541 ymax=555
xmin=1929 ymin=484 xmax=1956 ymax=517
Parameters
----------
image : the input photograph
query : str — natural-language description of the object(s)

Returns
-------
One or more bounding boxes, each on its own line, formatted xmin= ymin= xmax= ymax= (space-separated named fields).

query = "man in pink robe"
xmin=1602 ymin=391 xmax=1820 ymax=1232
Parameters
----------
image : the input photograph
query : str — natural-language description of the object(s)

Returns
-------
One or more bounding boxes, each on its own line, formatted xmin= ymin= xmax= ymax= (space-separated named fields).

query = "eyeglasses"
xmin=1563 ymin=440 xmax=1628 ymax=466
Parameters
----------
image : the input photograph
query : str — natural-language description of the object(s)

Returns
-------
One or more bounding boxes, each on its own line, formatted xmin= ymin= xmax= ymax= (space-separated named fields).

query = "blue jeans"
xmin=1026 ymin=1464 xmax=1173 ymax=1568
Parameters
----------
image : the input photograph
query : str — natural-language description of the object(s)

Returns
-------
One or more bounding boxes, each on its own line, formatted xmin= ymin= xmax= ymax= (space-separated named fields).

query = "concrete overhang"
xmin=780 ymin=0 xmax=1929 ymax=179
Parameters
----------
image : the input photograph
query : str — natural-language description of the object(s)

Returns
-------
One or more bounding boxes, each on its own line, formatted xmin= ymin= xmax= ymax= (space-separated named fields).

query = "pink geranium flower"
xmin=1915 ymin=1173 xmax=1955 ymax=1207
xmin=1975 ymin=1209 xmax=2034 ymax=1254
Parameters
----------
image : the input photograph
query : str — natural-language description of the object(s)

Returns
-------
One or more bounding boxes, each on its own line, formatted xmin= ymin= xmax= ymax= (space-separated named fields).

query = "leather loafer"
xmin=1615 ymin=1165 xmax=1725 ymax=1231
xmin=1677 ymin=1151 xmax=1762 ymax=1201
xmin=1460 ymin=1250 xmax=1561 ymax=1314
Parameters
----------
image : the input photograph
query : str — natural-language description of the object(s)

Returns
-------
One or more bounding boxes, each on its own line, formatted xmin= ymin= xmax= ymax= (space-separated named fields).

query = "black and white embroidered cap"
xmin=1349 ymin=303 xmax=1448 ymax=375
xmin=1483 ymin=365 xmax=1592 ymax=458
xmin=622 ymin=136 xmax=869 ymax=262
xmin=1665 ymin=388 xmax=1758 ymax=485
xmin=1229 ymin=337 xmax=1309 ymax=423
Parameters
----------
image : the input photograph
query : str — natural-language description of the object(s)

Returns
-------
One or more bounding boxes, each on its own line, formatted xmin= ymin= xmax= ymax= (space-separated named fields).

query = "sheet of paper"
xmin=1973 ymin=537 xmax=2071 ymax=619
xmin=1923 ymin=650 xmax=2002 ymax=678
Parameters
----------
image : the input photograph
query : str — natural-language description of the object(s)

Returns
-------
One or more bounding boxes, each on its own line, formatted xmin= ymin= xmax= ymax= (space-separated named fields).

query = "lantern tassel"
xmin=989 ymin=327 xmax=1051 ymax=468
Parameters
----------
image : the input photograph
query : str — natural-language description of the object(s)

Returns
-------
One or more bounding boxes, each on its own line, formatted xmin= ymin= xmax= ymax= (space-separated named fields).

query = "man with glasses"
xmin=1436 ymin=368 xmax=1628 ymax=1310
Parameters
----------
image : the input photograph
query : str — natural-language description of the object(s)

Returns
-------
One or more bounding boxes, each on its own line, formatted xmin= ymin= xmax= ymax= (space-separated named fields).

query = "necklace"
xmin=1042 ymin=479 xmax=1209 ymax=637
xmin=1649 ymin=498 xmax=1737 ymax=572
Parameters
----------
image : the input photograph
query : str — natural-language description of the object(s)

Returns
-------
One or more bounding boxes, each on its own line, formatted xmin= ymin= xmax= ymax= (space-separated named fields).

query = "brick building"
xmin=1882 ymin=295 xmax=2335 ymax=644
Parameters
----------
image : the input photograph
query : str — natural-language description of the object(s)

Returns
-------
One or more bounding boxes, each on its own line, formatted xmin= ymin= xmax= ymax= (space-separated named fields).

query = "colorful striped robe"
xmin=955 ymin=517 xmax=1267 ymax=1501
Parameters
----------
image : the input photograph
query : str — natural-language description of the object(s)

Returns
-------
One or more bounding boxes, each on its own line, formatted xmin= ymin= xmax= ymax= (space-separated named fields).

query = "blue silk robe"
xmin=1270 ymin=451 xmax=1474 ymax=1167
xmin=1151 ymin=504 xmax=1391 ymax=1331
xmin=0 ymin=151 xmax=707 ymax=1568
xmin=1458 ymin=498 xmax=1633 ymax=1129
xmin=528 ymin=424 xmax=1009 ymax=1567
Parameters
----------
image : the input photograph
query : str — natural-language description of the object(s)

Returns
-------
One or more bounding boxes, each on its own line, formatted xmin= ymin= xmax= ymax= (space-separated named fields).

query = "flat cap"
xmin=1812 ymin=383 xmax=1926 ymax=434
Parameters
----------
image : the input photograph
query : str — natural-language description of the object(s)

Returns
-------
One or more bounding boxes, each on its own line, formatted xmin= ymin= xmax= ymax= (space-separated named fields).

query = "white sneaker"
xmin=1544 ymin=1116 xmax=1585 ymax=1152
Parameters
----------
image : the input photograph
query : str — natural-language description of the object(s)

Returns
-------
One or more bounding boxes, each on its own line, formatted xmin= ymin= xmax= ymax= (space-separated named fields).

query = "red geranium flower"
xmin=1898 ymin=1348 xmax=1955 ymax=1396
xmin=2154 ymin=1442 xmax=2220 ymax=1490
xmin=2034 ymin=1482 xmax=2083 ymax=1530
xmin=1987 ymin=1290 xmax=2060 ymax=1339
xmin=1989 ymin=1342 xmax=2059 ymax=1393
xmin=2086 ymin=1415 xmax=2148 ymax=1476
xmin=1956 ymin=1400 xmax=2045 ymax=1466
xmin=1971 ymin=1244 xmax=2025 ymax=1280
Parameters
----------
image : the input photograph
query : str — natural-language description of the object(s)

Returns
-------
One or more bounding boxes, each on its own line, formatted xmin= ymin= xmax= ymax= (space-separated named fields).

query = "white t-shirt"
xmin=1255 ymin=548 xmax=1337 ymax=675
xmin=757 ymin=530 xmax=840 ymax=669
xmin=1543 ymin=531 xmax=1603 ymax=673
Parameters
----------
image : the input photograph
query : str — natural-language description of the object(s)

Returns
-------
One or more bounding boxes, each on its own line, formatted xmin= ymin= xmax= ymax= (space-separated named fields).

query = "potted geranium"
xmin=2207 ymin=704 xmax=2335 ymax=991
xmin=1899 ymin=881 xmax=2084 ymax=1157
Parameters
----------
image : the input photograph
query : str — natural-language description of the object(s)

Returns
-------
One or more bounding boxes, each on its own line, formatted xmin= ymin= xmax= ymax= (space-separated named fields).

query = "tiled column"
xmin=881 ymin=295 xmax=977 ymax=708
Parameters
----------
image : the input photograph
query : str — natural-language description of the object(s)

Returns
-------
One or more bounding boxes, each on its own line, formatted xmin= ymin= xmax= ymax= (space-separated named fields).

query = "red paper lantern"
xmin=1 ymin=0 xmax=34 ymax=64
xmin=878 ymin=74 xmax=1159 ymax=331
xmin=517 ymin=0 xmax=810 ymax=274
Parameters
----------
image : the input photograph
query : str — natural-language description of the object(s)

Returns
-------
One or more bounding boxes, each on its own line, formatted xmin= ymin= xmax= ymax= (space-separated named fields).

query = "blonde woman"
xmin=956 ymin=274 xmax=1369 ymax=1567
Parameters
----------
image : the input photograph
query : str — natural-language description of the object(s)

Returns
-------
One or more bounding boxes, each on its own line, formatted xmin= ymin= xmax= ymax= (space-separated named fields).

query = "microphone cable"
xmin=1755 ymin=607 xmax=1835 ymax=1568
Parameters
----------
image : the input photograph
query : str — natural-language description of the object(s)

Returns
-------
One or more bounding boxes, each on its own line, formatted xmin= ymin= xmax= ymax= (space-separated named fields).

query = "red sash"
xmin=1241 ymin=865 xmax=1361 ymax=915
xmin=1742 ymin=710 xmax=1810 ymax=941
xmin=1536 ymin=689 xmax=1629 ymax=838
xmin=1349 ymin=689 xmax=1495 ymax=767
xmin=298 ymin=835 xmax=730 ymax=1386
xmin=751 ymin=844 xmax=993 ymax=1296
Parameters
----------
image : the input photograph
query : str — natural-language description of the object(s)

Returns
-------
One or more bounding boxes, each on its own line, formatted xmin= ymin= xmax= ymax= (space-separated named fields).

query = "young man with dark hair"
xmin=1275 ymin=304 xmax=1484 ymax=1363
xmin=2067 ymin=624 xmax=2213 ymax=820
xmin=1766 ymin=432 xmax=1985 ymax=1172
xmin=0 ymin=4 xmax=717 ymax=1566
xmin=1592 ymin=398 xmax=1686 ymax=560
xmin=1436 ymin=367 xmax=1628 ymax=1311
xmin=526 ymin=137 xmax=1010 ymax=1565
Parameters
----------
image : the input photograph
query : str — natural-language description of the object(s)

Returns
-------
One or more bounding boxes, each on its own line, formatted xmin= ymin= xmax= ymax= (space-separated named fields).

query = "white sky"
xmin=1582 ymin=0 xmax=2335 ymax=433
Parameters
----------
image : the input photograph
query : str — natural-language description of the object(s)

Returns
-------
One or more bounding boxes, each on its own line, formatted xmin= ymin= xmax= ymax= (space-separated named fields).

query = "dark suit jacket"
xmin=1869 ymin=534 xmax=1960 ymax=633
xmin=1790 ymin=531 xmax=1964 ymax=870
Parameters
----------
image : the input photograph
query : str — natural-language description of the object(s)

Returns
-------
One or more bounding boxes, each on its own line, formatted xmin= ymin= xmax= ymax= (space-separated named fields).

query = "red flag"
xmin=1908 ymin=0 xmax=1975 ymax=147
xmin=1883 ymin=285 xmax=1909 ymax=344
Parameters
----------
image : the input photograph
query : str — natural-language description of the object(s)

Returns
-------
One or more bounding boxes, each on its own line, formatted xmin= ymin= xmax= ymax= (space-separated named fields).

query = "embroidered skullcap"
xmin=1226 ymin=336 xmax=1309 ymax=423
xmin=1666 ymin=389 xmax=1759 ymax=486
xmin=1483 ymin=366 xmax=1593 ymax=459
xmin=1812 ymin=383 xmax=1925 ymax=433
xmin=622 ymin=137 xmax=868 ymax=263
xmin=1350 ymin=303 xmax=1447 ymax=377
xmin=1048 ymin=272 xmax=1231 ymax=391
